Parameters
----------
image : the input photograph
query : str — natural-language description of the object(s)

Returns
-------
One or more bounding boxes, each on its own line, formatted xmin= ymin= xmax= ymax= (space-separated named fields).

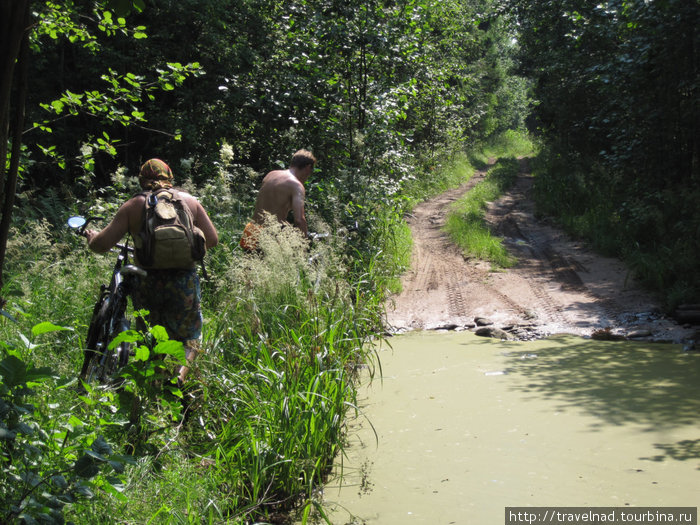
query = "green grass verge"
xmin=444 ymin=158 xmax=520 ymax=268
xmin=401 ymin=152 xmax=477 ymax=208
xmin=0 ymin=214 xmax=386 ymax=525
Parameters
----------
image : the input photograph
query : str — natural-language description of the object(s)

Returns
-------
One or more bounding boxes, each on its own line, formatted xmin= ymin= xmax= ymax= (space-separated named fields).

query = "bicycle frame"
xmin=69 ymin=216 xmax=146 ymax=383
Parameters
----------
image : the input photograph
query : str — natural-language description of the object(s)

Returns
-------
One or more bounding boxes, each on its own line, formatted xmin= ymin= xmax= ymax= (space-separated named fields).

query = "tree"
xmin=0 ymin=0 xmax=202 ymax=302
xmin=509 ymin=0 xmax=700 ymax=303
xmin=0 ymin=0 xmax=31 ymax=301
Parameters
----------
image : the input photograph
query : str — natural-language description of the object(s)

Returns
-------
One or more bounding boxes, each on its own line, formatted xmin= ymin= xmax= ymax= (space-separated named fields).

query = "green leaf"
xmin=154 ymin=340 xmax=185 ymax=364
xmin=134 ymin=345 xmax=149 ymax=361
xmin=25 ymin=366 xmax=55 ymax=383
xmin=102 ymin=477 xmax=127 ymax=501
xmin=74 ymin=455 xmax=99 ymax=479
xmin=85 ymin=450 xmax=107 ymax=462
xmin=51 ymin=474 xmax=68 ymax=490
xmin=108 ymin=330 xmax=140 ymax=350
xmin=73 ymin=482 xmax=94 ymax=498
xmin=0 ymin=356 xmax=26 ymax=388
xmin=150 ymin=325 xmax=169 ymax=341
xmin=108 ymin=459 xmax=126 ymax=473
xmin=91 ymin=436 xmax=112 ymax=456
xmin=68 ymin=415 xmax=85 ymax=428
xmin=31 ymin=322 xmax=70 ymax=336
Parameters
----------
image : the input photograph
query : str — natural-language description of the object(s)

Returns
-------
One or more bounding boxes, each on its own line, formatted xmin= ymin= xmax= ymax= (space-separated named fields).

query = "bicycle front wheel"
xmin=81 ymin=293 xmax=131 ymax=384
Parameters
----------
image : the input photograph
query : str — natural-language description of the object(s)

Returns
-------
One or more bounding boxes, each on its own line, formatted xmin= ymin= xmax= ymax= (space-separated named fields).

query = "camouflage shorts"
xmin=131 ymin=268 xmax=202 ymax=341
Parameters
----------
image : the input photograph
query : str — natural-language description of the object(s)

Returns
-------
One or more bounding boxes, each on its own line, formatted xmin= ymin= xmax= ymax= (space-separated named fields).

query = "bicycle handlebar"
xmin=68 ymin=215 xmax=134 ymax=254
xmin=67 ymin=215 xmax=104 ymax=237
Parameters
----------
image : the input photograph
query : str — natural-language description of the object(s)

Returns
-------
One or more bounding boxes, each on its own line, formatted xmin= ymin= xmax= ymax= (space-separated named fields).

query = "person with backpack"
xmin=84 ymin=158 xmax=218 ymax=384
xmin=239 ymin=149 xmax=316 ymax=252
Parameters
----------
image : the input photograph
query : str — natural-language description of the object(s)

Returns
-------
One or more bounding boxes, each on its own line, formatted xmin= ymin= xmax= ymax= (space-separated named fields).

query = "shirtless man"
xmin=240 ymin=149 xmax=316 ymax=251
xmin=85 ymin=158 xmax=218 ymax=384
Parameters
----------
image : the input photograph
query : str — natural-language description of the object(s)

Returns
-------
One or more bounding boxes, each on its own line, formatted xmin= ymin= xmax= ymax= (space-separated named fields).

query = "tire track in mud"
xmin=387 ymin=159 xmax=688 ymax=340
xmin=388 ymin=172 xmax=487 ymax=330
xmin=490 ymin=176 xmax=600 ymax=331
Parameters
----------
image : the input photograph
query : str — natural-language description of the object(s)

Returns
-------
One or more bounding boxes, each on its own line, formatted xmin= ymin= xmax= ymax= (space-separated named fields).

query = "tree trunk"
xmin=0 ymin=0 xmax=31 ymax=300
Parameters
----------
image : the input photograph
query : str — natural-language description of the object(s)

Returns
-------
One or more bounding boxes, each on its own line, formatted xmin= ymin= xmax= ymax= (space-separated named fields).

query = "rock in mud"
xmin=591 ymin=328 xmax=626 ymax=341
xmin=430 ymin=323 xmax=460 ymax=331
xmin=627 ymin=329 xmax=652 ymax=339
xmin=474 ymin=317 xmax=494 ymax=326
xmin=474 ymin=326 xmax=514 ymax=340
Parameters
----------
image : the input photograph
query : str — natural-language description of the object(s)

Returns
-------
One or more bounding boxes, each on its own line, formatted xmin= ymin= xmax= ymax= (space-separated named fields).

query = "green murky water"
xmin=321 ymin=331 xmax=700 ymax=524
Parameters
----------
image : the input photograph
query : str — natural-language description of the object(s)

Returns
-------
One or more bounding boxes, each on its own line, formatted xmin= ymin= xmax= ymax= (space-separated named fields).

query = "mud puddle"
xmin=320 ymin=331 xmax=700 ymax=524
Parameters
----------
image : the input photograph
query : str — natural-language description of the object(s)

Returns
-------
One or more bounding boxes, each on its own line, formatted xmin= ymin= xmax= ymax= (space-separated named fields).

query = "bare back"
xmin=87 ymin=189 xmax=219 ymax=254
xmin=252 ymin=169 xmax=307 ymax=234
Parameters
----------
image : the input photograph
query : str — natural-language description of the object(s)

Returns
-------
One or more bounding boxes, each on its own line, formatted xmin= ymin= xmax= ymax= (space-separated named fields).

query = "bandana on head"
xmin=139 ymin=158 xmax=173 ymax=189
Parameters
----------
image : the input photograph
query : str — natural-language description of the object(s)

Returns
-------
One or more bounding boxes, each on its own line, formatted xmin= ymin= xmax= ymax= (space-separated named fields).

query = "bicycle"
xmin=68 ymin=216 xmax=146 ymax=384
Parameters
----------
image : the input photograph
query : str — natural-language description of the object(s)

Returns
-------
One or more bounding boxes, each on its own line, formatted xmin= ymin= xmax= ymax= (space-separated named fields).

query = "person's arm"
xmin=189 ymin=198 xmax=219 ymax=248
xmin=290 ymin=182 xmax=308 ymax=236
xmin=84 ymin=201 xmax=133 ymax=253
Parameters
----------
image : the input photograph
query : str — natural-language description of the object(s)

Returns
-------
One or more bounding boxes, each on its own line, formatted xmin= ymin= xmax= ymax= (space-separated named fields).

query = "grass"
xmin=444 ymin=158 xmax=520 ymax=268
xmin=401 ymin=131 xmax=533 ymax=270
xmin=0 ymin=209 xmax=386 ymax=524
xmin=480 ymin=129 xmax=535 ymax=160
xmin=401 ymin=152 xmax=477 ymax=207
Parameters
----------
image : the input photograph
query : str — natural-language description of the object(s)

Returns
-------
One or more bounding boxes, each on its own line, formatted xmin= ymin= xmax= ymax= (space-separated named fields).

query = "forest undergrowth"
xmin=0 ymin=131 xmax=530 ymax=524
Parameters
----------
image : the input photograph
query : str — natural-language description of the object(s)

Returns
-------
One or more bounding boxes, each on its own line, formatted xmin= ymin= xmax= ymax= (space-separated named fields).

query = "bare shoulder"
xmin=175 ymin=189 xmax=197 ymax=203
xmin=120 ymin=194 xmax=146 ymax=234
xmin=261 ymin=169 xmax=287 ymax=184
xmin=174 ymin=188 xmax=194 ymax=199
xmin=121 ymin=194 xmax=146 ymax=213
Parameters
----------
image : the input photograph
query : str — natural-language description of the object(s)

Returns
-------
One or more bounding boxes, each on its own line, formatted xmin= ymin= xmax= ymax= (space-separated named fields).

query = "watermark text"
xmin=506 ymin=507 xmax=697 ymax=524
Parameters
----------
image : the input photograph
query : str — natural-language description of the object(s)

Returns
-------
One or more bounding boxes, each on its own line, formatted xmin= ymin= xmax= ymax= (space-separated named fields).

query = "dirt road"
xmin=320 ymin=161 xmax=700 ymax=525
xmin=385 ymin=160 xmax=693 ymax=343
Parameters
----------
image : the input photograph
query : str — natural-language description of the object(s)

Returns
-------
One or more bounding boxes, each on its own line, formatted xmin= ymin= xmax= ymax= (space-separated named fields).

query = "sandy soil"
xmin=385 ymin=159 xmax=694 ymax=343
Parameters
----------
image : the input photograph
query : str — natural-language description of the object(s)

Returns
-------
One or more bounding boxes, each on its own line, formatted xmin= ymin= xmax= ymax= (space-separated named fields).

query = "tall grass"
xmin=0 ymin=205 xmax=388 ymax=523
xmin=480 ymin=129 xmax=535 ymax=160
xmin=430 ymin=132 xmax=533 ymax=268
xmin=401 ymin=153 xmax=476 ymax=208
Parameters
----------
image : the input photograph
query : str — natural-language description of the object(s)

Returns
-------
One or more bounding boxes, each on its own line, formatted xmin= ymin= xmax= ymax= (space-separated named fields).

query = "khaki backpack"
xmin=134 ymin=188 xmax=207 ymax=270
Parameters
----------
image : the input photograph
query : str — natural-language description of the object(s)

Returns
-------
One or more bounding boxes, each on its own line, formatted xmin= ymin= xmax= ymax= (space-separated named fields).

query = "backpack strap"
xmin=133 ymin=190 xmax=154 ymax=267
